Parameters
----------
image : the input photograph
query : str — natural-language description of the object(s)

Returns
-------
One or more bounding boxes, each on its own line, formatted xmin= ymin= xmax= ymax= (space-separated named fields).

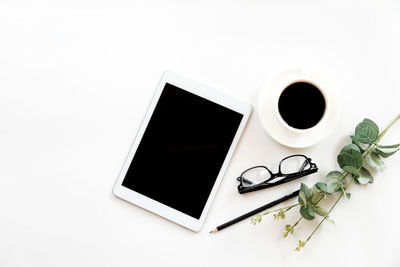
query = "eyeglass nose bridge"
xmin=266 ymin=172 xmax=280 ymax=181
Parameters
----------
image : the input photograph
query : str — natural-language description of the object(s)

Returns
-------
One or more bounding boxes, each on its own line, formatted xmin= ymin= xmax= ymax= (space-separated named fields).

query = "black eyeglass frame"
xmin=237 ymin=154 xmax=318 ymax=194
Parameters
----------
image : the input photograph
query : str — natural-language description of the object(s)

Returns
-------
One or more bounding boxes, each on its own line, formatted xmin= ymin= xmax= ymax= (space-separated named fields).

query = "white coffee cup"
xmin=257 ymin=68 xmax=341 ymax=148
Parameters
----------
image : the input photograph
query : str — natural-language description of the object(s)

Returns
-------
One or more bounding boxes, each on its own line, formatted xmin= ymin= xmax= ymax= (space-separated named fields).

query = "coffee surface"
xmin=278 ymin=82 xmax=326 ymax=130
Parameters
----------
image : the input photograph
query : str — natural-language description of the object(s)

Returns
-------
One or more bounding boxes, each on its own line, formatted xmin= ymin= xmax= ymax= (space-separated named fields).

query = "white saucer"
xmin=257 ymin=68 xmax=341 ymax=148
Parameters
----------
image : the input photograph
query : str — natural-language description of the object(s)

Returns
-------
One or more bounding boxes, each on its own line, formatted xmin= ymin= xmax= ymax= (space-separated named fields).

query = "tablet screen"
xmin=121 ymin=83 xmax=243 ymax=219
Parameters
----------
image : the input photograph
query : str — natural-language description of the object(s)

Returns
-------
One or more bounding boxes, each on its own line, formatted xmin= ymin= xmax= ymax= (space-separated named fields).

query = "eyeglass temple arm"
xmin=299 ymin=159 xmax=309 ymax=172
xmin=237 ymin=176 xmax=253 ymax=185
xmin=281 ymin=167 xmax=318 ymax=181
xmin=265 ymin=162 xmax=317 ymax=184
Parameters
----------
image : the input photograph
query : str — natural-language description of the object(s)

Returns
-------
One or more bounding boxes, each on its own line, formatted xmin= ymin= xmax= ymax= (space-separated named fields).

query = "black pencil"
xmin=209 ymin=189 xmax=300 ymax=233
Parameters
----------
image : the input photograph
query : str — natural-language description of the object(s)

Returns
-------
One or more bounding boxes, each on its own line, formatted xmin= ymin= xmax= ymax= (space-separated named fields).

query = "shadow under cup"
xmin=277 ymin=81 xmax=326 ymax=130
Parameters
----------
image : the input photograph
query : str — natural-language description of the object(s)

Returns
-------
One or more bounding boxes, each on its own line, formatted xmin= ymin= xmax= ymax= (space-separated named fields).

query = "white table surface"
xmin=1 ymin=1 xmax=399 ymax=266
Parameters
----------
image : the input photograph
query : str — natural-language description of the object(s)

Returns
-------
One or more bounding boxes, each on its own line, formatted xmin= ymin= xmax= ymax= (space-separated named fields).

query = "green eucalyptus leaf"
xmin=337 ymin=152 xmax=355 ymax=168
xmin=356 ymin=177 xmax=369 ymax=184
xmin=326 ymin=171 xmax=342 ymax=181
xmin=376 ymin=143 xmax=400 ymax=149
xmin=374 ymin=147 xmax=399 ymax=158
xmin=340 ymin=144 xmax=363 ymax=169
xmin=365 ymin=152 xmax=385 ymax=172
xmin=300 ymin=204 xmax=316 ymax=220
xmin=337 ymin=152 xmax=355 ymax=169
xmin=337 ymin=150 xmax=363 ymax=171
xmin=315 ymin=182 xmax=327 ymax=194
xmin=340 ymin=143 xmax=361 ymax=154
xmin=362 ymin=118 xmax=379 ymax=132
xmin=315 ymin=206 xmax=329 ymax=218
xmin=339 ymin=186 xmax=351 ymax=201
xmin=355 ymin=121 xmax=379 ymax=145
xmin=352 ymin=171 xmax=361 ymax=184
xmin=300 ymin=183 xmax=310 ymax=198
xmin=327 ymin=178 xmax=341 ymax=194
xmin=298 ymin=191 xmax=307 ymax=207
xmin=350 ymin=135 xmax=366 ymax=153
xmin=310 ymin=186 xmax=323 ymax=204
xmin=357 ymin=167 xmax=374 ymax=184
xmin=343 ymin=166 xmax=360 ymax=176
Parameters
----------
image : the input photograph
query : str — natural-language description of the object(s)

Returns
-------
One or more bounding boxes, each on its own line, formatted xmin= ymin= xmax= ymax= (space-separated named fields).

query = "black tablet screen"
xmin=122 ymin=83 xmax=243 ymax=219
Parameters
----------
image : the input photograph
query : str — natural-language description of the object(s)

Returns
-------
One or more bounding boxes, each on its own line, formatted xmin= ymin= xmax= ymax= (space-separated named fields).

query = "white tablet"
xmin=113 ymin=71 xmax=251 ymax=231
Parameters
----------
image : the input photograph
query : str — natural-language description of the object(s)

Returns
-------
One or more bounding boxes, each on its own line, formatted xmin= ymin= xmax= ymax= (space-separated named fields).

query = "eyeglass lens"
xmin=280 ymin=156 xmax=311 ymax=174
xmin=241 ymin=167 xmax=271 ymax=188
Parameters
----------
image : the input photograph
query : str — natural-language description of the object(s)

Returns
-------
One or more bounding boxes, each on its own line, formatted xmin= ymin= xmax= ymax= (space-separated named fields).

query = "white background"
xmin=1 ymin=1 xmax=399 ymax=266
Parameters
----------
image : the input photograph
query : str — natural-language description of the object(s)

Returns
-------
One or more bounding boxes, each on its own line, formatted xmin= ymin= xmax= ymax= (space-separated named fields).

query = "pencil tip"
xmin=209 ymin=230 xmax=213 ymax=233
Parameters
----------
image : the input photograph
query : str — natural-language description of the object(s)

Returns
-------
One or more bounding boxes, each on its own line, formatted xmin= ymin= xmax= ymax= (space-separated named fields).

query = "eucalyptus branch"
xmin=299 ymin=117 xmax=400 ymax=246
xmin=294 ymin=116 xmax=399 ymax=251
xmin=250 ymin=115 xmax=400 ymax=252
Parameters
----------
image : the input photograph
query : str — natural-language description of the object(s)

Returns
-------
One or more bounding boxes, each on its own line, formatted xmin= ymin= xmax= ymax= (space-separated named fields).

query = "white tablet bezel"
xmin=113 ymin=71 xmax=252 ymax=232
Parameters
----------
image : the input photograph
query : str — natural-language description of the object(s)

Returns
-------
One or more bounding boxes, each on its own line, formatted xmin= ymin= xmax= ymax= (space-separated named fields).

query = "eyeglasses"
xmin=237 ymin=154 xmax=318 ymax=194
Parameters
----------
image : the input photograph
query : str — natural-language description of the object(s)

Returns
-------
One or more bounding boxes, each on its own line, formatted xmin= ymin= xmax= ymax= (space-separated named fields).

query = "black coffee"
xmin=278 ymin=82 xmax=325 ymax=130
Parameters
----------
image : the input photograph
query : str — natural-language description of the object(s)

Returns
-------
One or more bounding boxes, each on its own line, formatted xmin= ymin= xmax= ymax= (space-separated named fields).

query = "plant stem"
xmin=305 ymin=192 xmax=343 ymax=243
xmin=378 ymin=114 xmax=400 ymax=142
xmin=305 ymin=217 xmax=325 ymax=243
xmin=286 ymin=217 xmax=302 ymax=235
xmin=363 ymin=144 xmax=375 ymax=159
xmin=305 ymin=180 xmax=354 ymax=243
xmin=262 ymin=203 xmax=299 ymax=216
xmin=339 ymin=173 xmax=349 ymax=182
